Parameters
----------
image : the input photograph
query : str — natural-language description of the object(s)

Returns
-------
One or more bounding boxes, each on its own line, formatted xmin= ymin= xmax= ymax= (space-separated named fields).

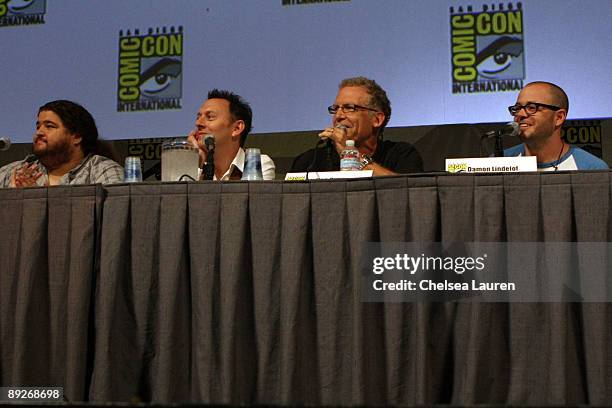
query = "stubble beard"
xmin=520 ymin=123 xmax=555 ymax=152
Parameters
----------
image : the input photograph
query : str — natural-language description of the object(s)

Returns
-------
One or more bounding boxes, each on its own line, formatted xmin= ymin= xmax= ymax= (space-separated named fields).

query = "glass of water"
xmin=124 ymin=156 xmax=142 ymax=182
xmin=241 ymin=148 xmax=264 ymax=180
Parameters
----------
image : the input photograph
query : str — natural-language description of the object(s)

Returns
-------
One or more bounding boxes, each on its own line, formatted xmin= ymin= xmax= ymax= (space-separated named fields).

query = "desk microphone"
xmin=204 ymin=134 xmax=215 ymax=151
xmin=483 ymin=121 xmax=519 ymax=138
xmin=0 ymin=137 xmax=11 ymax=151
xmin=202 ymin=134 xmax=215 ymax=180
xmin=483 ymin=122 xmax=519 ymax=157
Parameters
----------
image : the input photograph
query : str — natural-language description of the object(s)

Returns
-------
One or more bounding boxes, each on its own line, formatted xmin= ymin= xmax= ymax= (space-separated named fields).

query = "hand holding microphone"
xmin=318 ymin=124 xmax=348 ymax=141
xmin=318 ymin=124 xmax=348 ymax=154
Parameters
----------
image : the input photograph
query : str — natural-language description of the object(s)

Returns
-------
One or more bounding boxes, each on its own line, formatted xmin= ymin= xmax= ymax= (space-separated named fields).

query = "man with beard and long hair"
xmin=0 ymin=100 xmax=123 ymax=187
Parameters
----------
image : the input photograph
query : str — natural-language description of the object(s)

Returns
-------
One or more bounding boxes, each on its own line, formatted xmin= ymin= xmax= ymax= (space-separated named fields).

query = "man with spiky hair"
xmin=291 ymin=76 xmax=423 ymax=175
xmin=0 ymin=100 xmax=123 ymax=187
xmin=505 ymin=81 xmax=608 ymax=170
xmin=189 ymin=89 xmax=275 ymax=180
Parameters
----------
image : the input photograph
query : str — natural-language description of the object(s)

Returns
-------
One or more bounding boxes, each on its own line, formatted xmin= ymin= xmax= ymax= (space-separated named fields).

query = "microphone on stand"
xmin=482 ymin=122 xmax=519 ymax=157
xmin=0 ymin=137 xmax=11 ymax=151
xmin=483 ymin=121 xmax=520 ymax=139
xmin=202 ymin=134 xmax=215 ymax=180
xmin=204 ymin=134 xmax=215 ymax=151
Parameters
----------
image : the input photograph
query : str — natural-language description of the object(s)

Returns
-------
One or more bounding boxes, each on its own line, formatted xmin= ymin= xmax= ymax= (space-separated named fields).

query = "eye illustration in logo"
xmin=139 ymin=57 xmax=182 ymax=99
xmin=8 ymin=0 xmax=34 ymax=11
xmin=7 ymin=0 xmax=44 ymax=14
xmin=475 ymin=36 xmax=523 ymax=80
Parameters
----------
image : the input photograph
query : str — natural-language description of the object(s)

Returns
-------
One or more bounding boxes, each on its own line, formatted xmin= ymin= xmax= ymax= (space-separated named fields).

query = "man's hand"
xmin=318 ymin=125 xmax=348 ymax=155
xmin=187 ymin=130 xmax=207 ymax=168
xmin=10 ymin=162 xmax=44 ymax=187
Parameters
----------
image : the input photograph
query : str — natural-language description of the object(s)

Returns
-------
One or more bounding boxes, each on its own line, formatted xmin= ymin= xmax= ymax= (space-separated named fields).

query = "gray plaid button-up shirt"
xmin=0 ymin=154 xmax=124 ymax=187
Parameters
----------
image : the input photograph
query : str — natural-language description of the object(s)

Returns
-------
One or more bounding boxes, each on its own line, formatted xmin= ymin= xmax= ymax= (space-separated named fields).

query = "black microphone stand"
xmin=202 ymin=136 xmax=215 ymax=180
xmin=203 ymin=149 xmax=214 ymax=180
xmin=494 ymin=131 xmax=503 ymax=157
xmin=325 ymin=139 xmax=334 ymax=170
xmin=481 ymin=129 xmax=505 ymax=157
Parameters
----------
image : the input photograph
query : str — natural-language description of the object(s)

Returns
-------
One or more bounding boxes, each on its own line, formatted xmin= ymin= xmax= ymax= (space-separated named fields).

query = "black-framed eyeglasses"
xmin=328 ymin=104 xmax=379 ymax=114
xmin=508 ymin=102 xmax=561 ymax=116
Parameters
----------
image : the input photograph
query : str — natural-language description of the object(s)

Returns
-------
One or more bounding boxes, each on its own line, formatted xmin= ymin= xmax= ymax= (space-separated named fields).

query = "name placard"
xmin=285 ymin=170 xmax=373 ymax=181
xmin=445 ymin=157 xmax=537 ymax=173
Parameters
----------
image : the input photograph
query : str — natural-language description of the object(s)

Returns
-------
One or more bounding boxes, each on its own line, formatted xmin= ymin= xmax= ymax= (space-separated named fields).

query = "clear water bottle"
xmin=340 ymin=140 xmax=360 ymax=171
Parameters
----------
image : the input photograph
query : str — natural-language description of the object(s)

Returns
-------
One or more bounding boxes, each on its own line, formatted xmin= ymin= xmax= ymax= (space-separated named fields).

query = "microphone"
xmin=321 ymin=124 xmax=347 ymax=146
xmin=204 ymin=134 xmax=215 ymax=151
xmin=483 ymin=122 xmax=519 ymax=157
xmin=318 ymin=124 xmax=347 ymax=142
xmin=0 ymin=137 xmax=11 ymax=151
xmin=325 ymin=124 xmax=347 ymax=169
xmin=483 ymin=121 xmax=519 ymax=138
xmin=202 ymin=134 xmax=215 ymax=181
xmin=308 ymin=125 xmax=348 ymax=172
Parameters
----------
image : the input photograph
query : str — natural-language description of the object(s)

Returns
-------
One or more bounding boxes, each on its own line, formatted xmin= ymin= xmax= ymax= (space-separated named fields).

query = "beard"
xmin=33 ymin=136 xmax=73 ymax=169
xmin=519 ymin=123 xmax=556 ymax=151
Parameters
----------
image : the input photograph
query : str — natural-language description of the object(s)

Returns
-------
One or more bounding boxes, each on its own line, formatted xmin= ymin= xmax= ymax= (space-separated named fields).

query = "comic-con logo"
xmin=447 ymin=162 xmax=468 ymax=173
xmin=563 ymin=120 xmax=603 ymax=159
xmin=450 ymin=2 xmax=524 ymax=94
xmin=0 ymin=0 xmax=46 ymax=27
xmin=117 ymin=26 xmax=183 ymax=112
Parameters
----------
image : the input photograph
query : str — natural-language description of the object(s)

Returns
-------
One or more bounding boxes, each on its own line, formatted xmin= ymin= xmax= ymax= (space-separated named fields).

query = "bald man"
xmin=504 ymin=81 xmax=607 ymax=171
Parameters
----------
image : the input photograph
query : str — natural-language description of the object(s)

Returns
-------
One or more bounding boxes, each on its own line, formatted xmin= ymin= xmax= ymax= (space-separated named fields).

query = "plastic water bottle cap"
xmin=346 ymin=140 xmax=355 ymax=147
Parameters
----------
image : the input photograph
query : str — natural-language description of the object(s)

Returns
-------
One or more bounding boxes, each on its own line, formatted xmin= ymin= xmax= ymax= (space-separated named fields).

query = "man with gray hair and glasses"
xmin=504 ymin=81 xmax=608 ymax=170
xmin=290 ymin=76 xmax=423 ymax=175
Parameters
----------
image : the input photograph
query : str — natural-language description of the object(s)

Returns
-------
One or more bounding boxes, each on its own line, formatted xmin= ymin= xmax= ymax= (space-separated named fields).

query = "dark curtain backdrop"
xmin=2 ymin=173 xmax=612 ymax=405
